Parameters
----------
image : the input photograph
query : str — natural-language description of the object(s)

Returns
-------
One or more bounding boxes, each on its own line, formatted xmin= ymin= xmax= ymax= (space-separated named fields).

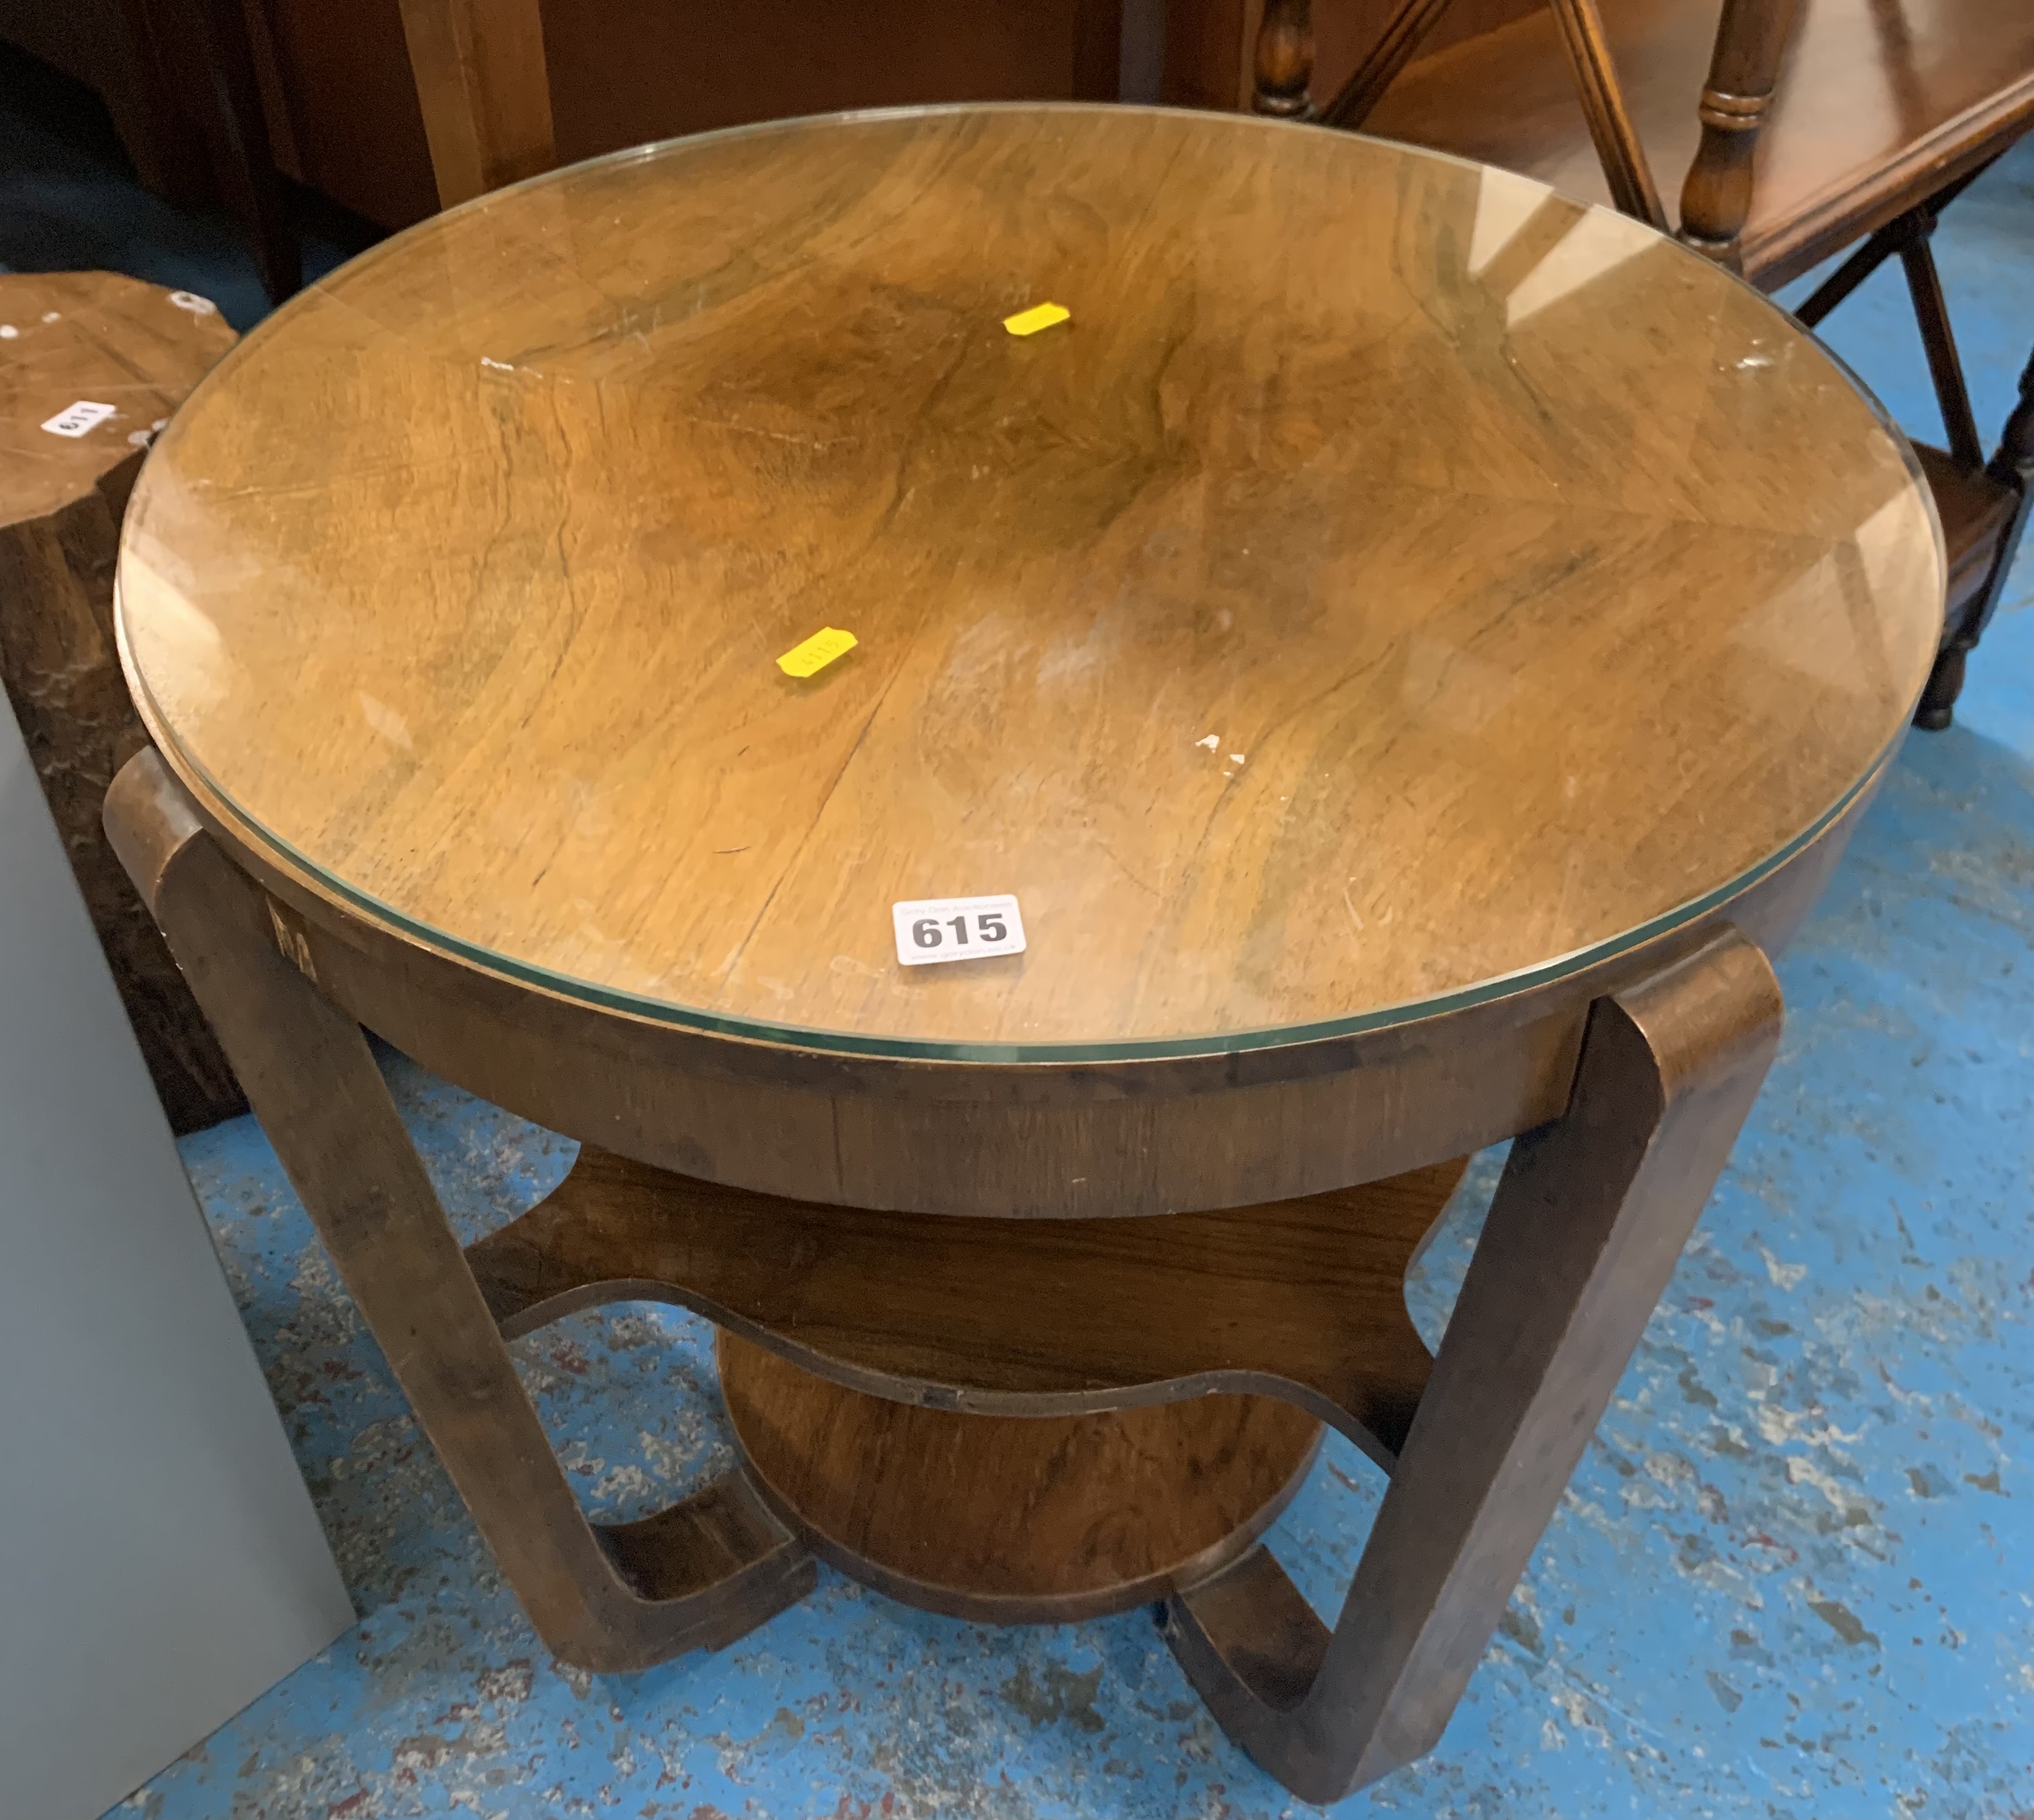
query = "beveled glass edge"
xmin=120 ymin=102 xmax=1944 ymax=1065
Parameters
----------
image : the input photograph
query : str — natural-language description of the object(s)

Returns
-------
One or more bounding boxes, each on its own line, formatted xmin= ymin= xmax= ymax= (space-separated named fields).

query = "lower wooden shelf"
xmin=720 ymin=1334 xmax=1322 ymax=1623
xmin=465 ymin=1144 xmax=1470 ymax=1467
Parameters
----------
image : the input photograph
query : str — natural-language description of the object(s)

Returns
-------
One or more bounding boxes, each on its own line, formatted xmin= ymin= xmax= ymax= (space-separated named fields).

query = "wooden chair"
xmin=1251 ymin=0 xmax=2034 ymax=728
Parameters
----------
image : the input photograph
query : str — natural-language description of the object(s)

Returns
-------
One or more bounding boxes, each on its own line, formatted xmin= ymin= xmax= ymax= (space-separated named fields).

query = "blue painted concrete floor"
xmin=13 ymin=50 xmax=2027 ymax=1819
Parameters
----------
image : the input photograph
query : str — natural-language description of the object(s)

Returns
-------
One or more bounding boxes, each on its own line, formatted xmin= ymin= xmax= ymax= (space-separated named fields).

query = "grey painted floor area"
xmin=5 ymin=44 xmax=2031 ymax=1820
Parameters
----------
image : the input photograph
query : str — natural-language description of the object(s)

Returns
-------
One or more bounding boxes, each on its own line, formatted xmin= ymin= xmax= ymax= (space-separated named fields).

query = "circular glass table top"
xmin=118 ymin=105 xmax=1943 ymax=1062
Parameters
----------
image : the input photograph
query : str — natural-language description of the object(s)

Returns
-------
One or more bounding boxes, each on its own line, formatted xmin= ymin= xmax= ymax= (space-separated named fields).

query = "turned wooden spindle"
xmin=1990 ymin=350 xmax=2034 ymax=491
xmin=1253 ymin=0 xmax=1317 ymax=118
xmin=1918 ymin=347 xmax=2034 ymax=728
xmin=1678 ymin=0 xmax=1797 ymax=268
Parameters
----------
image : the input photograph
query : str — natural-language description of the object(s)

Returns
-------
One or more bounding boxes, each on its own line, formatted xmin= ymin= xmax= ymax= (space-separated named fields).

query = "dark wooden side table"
xmin=0 ymin=271 xmax=243 ymax=1133
xmin=105 ymin=106 xmax=1942 ymax=1802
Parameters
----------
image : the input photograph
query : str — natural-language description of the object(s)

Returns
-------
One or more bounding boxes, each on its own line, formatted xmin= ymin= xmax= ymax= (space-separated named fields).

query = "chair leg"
xmin=1996 ymin=346 xmax=2034 ymax=490
xmin=1252 ymin=0 xmax=1316 ymax=117
xmin=1163 ymin=927 xmax=1782 ymax=1802
xmin=103 ymin=751 xmax=814 ymax=1670
xmin=1913 ymin=645 xmax=1968 ymax=732
xmin=1900 ymin=227 xmax=1985 ymax=471
xmin=1675 ymin=0 xmax=1793 ymax=268
xmin=1915 ymin=346 xmax=2034 ymax=732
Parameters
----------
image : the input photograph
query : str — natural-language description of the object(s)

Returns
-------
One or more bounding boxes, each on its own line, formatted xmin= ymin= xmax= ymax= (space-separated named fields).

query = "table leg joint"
xmin=1164 ymin=1544 xmax=1329 ymax=1712
xmin=104 ymin=749 xmax=817 ymax=1673
xmin=593 ymin=1474 xmax=817 ymax=1649
xmin=1161 ymin=925 xmax=1782 ymax=1803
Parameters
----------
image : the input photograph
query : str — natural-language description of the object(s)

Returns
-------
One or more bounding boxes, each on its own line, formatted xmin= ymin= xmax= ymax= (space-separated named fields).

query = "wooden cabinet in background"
xmin=236 ymin=0 xmax=1458 ymax=231
xmin=0 ymin=0 xmax=1540 ymax=235
xmin=249 ymin=0 xmax=1132 ymax=229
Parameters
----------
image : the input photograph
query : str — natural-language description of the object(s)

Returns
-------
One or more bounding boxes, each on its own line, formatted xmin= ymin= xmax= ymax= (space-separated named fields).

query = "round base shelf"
xmin=719 ymin=1332 xmax=1324 ymax=1624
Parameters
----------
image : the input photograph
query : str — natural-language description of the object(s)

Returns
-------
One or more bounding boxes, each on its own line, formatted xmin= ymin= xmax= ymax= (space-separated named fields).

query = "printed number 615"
xmin=912 ymin=911 xmax=1008 ymax=950
xmin=891 ymin=894 xmax=1026 ymax=966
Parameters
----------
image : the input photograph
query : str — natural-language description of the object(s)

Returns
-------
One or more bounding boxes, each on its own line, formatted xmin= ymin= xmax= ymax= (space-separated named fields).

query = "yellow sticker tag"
xmin=776 ymin=626 xmax=858 ymax=678
xmin=1003 ymin=301 xmax=1071 ymax=338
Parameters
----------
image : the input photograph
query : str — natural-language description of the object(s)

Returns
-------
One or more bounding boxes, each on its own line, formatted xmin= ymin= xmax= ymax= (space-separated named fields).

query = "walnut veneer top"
xmin=116 ymin=106 xmax=1942 ymax=1061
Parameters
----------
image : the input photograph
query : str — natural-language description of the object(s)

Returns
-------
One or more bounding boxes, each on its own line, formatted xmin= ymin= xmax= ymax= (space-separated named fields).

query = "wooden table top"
xmin=116 ymin=105 xmax=1942 ymax=1062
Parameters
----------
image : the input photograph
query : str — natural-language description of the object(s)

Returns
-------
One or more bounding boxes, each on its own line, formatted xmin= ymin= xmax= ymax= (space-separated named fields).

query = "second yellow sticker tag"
xmin=777 ymin=626 xmax=858 ymax=677
xmin=1003 ymin=301 xmax=1071 ymax=337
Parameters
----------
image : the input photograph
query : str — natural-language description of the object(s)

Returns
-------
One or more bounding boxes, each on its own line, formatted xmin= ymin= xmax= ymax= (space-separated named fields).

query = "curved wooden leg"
xmin=1162 ymin=927 xmax=1782 ymax=1803
xmin=104 ymin=751 xmax=813 ymax=1671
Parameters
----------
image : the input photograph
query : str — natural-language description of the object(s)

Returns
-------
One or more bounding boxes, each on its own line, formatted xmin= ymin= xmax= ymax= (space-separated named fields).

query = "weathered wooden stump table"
xmin=0 ymin=271 xmax=241 ymax=1131
xmin=106 ymin=106 xmax=1941 ymax=1800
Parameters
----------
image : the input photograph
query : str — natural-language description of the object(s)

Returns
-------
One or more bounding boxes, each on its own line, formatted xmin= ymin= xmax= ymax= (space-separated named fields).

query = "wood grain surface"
xmin=117 ymin=106 xmax=1941 ymax=1061
xmin=108 ymin=757 xmax=815 ymax=1669
xmin=1167 ymin=923 xmax=1787 ymax=1799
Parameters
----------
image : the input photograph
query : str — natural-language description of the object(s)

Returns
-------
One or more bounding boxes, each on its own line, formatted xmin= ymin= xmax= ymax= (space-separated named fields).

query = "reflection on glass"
xmin=118 ymin=107 xmax=1944 ymax=1061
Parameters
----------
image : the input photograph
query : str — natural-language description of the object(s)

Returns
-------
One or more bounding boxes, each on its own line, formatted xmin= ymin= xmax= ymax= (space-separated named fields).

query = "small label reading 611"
xmin=42 ymin=400 xmax=117 ymax=437
xmin=891 ymin=894 xmax=1026 ymax=967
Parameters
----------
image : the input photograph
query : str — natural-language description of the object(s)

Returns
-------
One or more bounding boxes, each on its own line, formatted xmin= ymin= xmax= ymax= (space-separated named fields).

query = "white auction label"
xmin=42 ymin=400 xmax=117 ymax=437
xmin=893 ymin=894 xmax=1026 ymax=966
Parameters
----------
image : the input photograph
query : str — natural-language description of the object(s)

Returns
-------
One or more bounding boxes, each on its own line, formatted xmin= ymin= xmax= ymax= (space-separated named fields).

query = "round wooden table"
xmin=107 ymin=106 xmax=1941 ymax=1802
